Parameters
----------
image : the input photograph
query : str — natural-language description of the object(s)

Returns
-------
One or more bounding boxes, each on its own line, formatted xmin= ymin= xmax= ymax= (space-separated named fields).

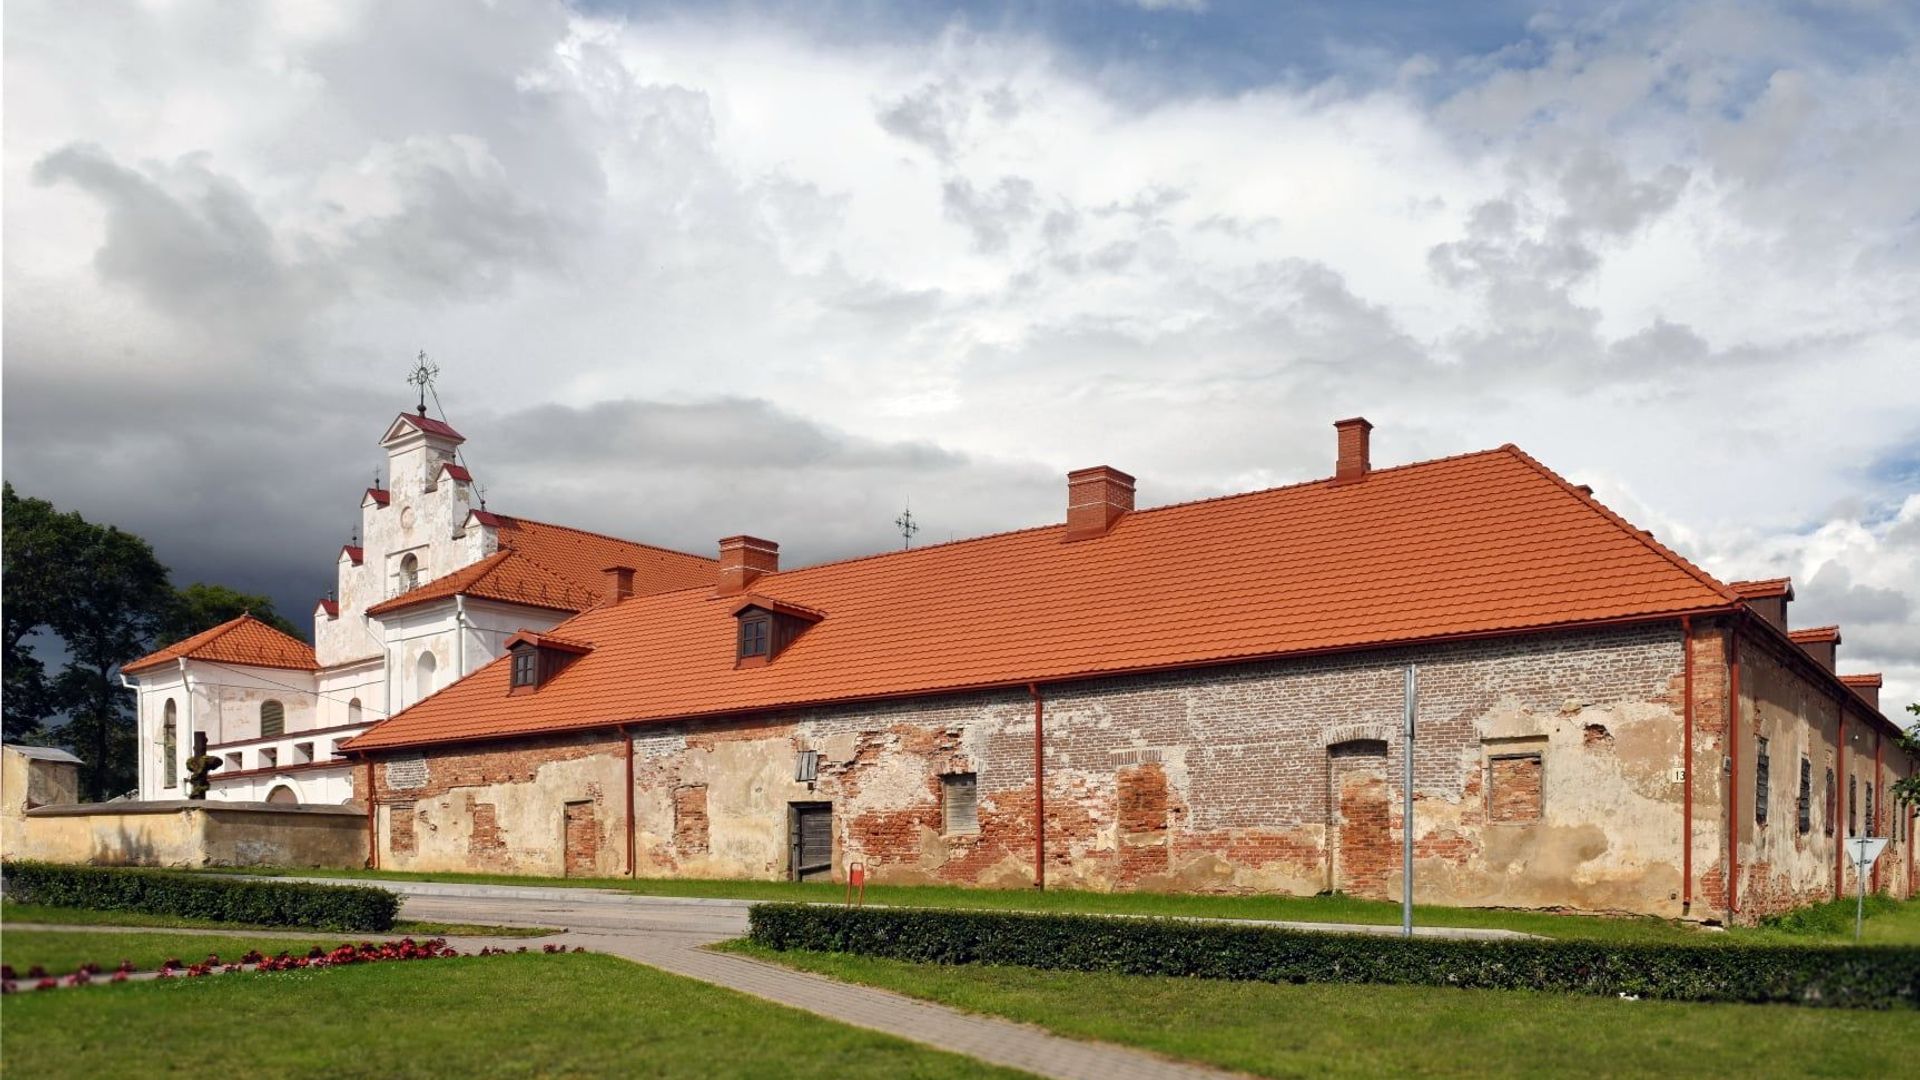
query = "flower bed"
xmin=1 ymin=939 xmax=587 ymax=993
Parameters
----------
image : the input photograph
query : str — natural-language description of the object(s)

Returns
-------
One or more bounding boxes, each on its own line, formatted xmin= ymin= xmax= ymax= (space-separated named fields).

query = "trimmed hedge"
xmin=748 ymin=904 xmax=1920 ymax=1010
xmin=1 ymin=861 xmax=398 ymax=932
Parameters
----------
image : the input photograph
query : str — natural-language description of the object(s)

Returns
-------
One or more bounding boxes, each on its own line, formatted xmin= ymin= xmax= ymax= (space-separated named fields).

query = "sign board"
xmin=386 ymin=754 xmax=428 ymax=791
xmin=1845 ymin=837 xmax=1889 ymax=871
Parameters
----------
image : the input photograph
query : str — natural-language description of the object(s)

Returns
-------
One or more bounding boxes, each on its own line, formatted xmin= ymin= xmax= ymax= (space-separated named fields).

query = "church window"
xmin=347 ymin=697 xmax=363 ymax=725
xmin=399 ymin=553 xmax=421 ymax=592
xmin=260 ymin=700 xmax=284 ymax=739
xmin=162 ymin=700 xmax=178 ymax=789
xmin=415 ymin=652 xmax=438 ymax=703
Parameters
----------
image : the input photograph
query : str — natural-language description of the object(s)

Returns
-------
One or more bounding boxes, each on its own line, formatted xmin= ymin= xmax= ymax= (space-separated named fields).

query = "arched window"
xmin=399 ymin=553 xmax=420 ymax=591
xmin=260 ymin=699 xmax=285 ymax=738
xmin=162 ymin=700 xmax=178 ymax=790
xmin=265 ymin=784 xmax=298 ymax=805
xmin=415 ymin=652 xmax=438 ymax=703
xmin=347 ymin=697 xmax=363 ymax=726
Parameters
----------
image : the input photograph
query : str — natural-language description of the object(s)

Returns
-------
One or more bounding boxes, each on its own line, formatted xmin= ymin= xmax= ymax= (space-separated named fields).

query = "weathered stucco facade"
xmin=365 ymin=620 xmax=1911 ymax=922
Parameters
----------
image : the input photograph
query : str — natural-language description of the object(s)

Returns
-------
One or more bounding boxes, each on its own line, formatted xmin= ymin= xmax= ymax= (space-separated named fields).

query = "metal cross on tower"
xmin=407 ymin=350 xmax=440 ymax=414
xmin=895 ymin=501 xmax=920 ymax=549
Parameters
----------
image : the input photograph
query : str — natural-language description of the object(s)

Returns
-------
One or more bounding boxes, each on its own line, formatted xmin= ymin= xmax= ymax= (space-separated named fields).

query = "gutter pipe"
xmin=1727 ymin=628 xmax=1742 ymax=918
xmin=1029 ymin=683 xmax=1045 ymax=890
xmin=623 ymin=725 xmax=637 ymax=878
xmin=455 ymin=594 xmax=468 ymax=680
xmin=1681 ymin=615 xmax=1694 ymax=913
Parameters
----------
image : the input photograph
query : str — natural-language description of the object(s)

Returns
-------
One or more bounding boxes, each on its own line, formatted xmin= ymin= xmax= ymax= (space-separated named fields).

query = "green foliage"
xmin=1 ymin=483 xmax=92 ymax=741
xmin=162 ymin=582 xmax=305 ymax=646
xmin=1 ymin=862 xmax=398 ymax=932
xmin=1760 ymin=893 xmax=1901 ymax=936
xmin=747 ymin=904 xmax=1920 ymax=1010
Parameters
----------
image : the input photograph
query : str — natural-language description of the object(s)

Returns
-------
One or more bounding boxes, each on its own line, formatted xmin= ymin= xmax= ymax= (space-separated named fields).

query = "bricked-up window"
xmin=1487 ymin=754 xmax=1544 ymax=823
xmin=511 ymin=647 xmax=538 ymax=688
xmin=737 ymin=615 xmax=770 ymax=660
xmin=1754 ymin=738 xmax=1770 ymax=825
xmin=1797 ymin=757 xmax=1812 ymax=834
xmin=942 ymin=773 xmax=979 ymax=834
xmin=1825 ymin=768 xmax=1836 ymax=837
xmin=260 ymin=699 xmax=284 ymax=738
xmin=389 ymin=803 xmax=417 ymax=855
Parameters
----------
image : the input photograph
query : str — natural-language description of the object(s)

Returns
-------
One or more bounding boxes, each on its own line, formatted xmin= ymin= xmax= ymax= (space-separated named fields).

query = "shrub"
xmin=1762 ymin=893 xmax=1900 ymax=936
xmin=747 ymin=904 xmax=1920 ymax=1010
xmin=0 ymin=861 xmax=398 ymax=932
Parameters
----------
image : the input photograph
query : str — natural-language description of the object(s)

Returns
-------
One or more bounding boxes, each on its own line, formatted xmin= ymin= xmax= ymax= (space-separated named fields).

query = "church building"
xmin=122 ymin=408 xmax=715 ymax=804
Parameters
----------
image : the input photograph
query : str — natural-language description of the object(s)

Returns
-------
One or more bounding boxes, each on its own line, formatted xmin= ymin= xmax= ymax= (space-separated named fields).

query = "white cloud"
xmin=3 ymin=0 xmax=1916 ymax=712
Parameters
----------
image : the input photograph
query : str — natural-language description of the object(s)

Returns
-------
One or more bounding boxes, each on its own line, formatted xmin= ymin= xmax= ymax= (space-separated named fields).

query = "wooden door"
xmin=789 ymin=802 xmax=833 ymax=881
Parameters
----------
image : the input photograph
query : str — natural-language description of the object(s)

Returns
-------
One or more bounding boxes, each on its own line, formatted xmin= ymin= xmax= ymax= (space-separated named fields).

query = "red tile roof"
xmin=1788 ymin=625 xmax=1841 ymax=645
xmin=1730 ymin=578 xmax=1794 ymax=600
xmin=349 ymin=445 xmax=1742 ymax=752
xmin=341 ymin=545 xmax=364 ymax=566
xmin=316 ymin=599 xmax=340 ymax=619
xmin=392 ymin=410 xmax=465 ymax=442
xmin=124 ymin=615 xmax=317 ymax=675
xmin=364 ymin=488 xmax=390 ymax=507
xmin=439 ymin=463 xmax=473 ymax=482
xmin=1839 ymin=673 xmax=1882 ymax=689
xmin=366 ymin=515 xmax=716 ymax=618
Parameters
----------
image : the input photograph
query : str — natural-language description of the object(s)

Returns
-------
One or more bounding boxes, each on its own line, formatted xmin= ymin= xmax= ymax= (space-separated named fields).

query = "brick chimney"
xmin=602 ymin=565 xmax=636 ymax=605
xmin=1788 ymin=625 xmax=1840 ymax=673
xmin=717 ymin=536 xmax=779 ymax=595
xmin=1839 ymin=673 xmax=1881 ymax=713
xmin=1064 ymin=466 xmax=1135 ymax=542
xmin=1333 ymin=417 xmax=1372 ymax=483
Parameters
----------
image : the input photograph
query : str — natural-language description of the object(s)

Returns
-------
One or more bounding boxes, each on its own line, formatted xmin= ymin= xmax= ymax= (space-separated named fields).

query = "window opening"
xmin=794 ymin=749 xmax=819 ymax=783
xmin=162 ymin=699 xmax=178 ymax=789
xmin=260 ymin=699 xmax=284 ymax=739
xmin=1796 ymin=757 xmax=1811 ymax=834
xmin=511 ymin=648 xmax=538 ymax=688
xmin=399 ymin=552 xmax=420 ymax=592
xmin=942 ymin=772 xmax=979 ymax=834
xmin=1754 ymin=737 xmax=1770 ymax=825
xmin=1824 ymin=767 xmax=1836 ymax=837
xmin=738 ymin=616 xmax=770 ymax=660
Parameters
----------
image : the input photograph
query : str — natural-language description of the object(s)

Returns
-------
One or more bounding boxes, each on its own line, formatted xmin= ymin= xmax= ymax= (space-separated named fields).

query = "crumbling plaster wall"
xmin=378 ymin=624 xmax=1708 ymax=917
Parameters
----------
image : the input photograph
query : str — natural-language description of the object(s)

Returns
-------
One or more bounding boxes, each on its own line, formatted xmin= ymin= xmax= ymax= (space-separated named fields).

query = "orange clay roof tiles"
xmin=348 ymin=446 xmax=1741 ymax=752
xmin=365 ymin=515 xmax=717 ymax=617
xmin=124 ymin=615 xmax=317 ymax=675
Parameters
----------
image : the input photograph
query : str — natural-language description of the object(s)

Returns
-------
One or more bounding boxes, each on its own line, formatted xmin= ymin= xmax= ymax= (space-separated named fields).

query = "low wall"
xmin=1 ymin=800 xmax=367 ymax=869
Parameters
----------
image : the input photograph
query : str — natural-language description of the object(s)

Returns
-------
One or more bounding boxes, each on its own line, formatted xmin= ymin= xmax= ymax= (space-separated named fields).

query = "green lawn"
xmin=3 ymin=928 xmax=380 ymax=974
xmin=2 ymin=946 xmax=1026 ymax=1079
xmin=218 ymin=866 xmax=1717 ymax=943
xmin=0 ymin=899 xmax=556 ymax=939
xmin=726 ymin=942 xmax=1920 ymax=1078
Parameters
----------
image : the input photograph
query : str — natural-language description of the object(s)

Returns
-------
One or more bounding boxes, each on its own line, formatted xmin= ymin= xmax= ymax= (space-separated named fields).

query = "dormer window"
xmin=730 ymin=596 xmax=823 ymax=668
xmin=511 ymin=648 xmax=538 ymax=688
xmin=502 ymin=630 xmax=592 ymax=695
xmin=738 ymin=616 xmax=770 ymax=661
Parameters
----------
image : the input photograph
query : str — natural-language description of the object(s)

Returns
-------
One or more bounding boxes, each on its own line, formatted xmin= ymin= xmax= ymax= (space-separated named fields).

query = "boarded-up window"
xmin=1797 ymin=757 xmax=1811 ymax=835
xmin=795 ymin=749 xmax=819 ymax=783
xmin=389 ymin=804 xmax=417 ymax=855
xmin=1488 ymin=754 xmax=1543 ymax=823
xmin=260 ymin=700 xmax=284 ymax=738
xmin=942 ymin=773 xmax=979 ymax=834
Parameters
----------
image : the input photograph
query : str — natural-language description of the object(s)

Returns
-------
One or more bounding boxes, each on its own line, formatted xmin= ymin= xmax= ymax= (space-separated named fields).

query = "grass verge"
xmin=2 ymin=949 xmax=1024 ymax=1079
xmin=1 ymin=899 xmax=556 ymax=938
xmin=215 ymin=866 xmax=1716 ymax=944
xmin=724 ymin=941 xmax=1920 ymax=1078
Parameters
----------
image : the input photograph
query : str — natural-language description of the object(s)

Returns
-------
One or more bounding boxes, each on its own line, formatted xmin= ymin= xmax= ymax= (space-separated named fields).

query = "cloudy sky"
xmin=4 ymin=0 xmax=1917 ymax=711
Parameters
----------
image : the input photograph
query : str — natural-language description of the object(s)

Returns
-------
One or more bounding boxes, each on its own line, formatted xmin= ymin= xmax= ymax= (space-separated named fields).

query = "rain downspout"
xmin=119 ymin=672 xmax=143 ymax=795
xmin=1681 ymin=615 xmax=1694 ymax=914
xmin=178 ymin=658 xmax=196 ymax=791
xmin=454 ymin=594 xmax=468 ymax=679
xmin=623 ymin=725 xmax=637 ymax=878
xmin=1727 ymin=627 xmax=1742 ymax=918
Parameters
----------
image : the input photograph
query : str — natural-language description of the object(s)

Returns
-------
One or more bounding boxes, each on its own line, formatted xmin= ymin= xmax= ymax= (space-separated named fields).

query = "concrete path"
xmin=263 ymin=878 xmax=1244 ymax=1080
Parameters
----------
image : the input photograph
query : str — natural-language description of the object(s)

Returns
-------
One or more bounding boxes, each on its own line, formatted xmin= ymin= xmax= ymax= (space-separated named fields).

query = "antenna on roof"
xmin=407 ymin=350 xmax=440 ymax=415
xmin=895 ymin=499 xmax=920 ymax=550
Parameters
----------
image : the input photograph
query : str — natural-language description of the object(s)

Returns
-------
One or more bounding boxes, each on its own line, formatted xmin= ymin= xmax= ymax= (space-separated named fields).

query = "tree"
xmin=162 ymin=582 xmax=305 ymax=647
xmin=49 ymin=520 xmax=173 ymax=799
xmin=2 ymin=483 xmax=90 ymax=741
xmin=1893 ymin=703 xmax=1919 ymax=815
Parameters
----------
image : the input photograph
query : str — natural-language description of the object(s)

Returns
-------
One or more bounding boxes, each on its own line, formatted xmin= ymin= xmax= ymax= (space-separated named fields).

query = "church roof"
xmin=123 ymin=615 xmax=317 ymax=676
xmin=365 ymin=515 xmax=717 ymax=618
xmin=348 ymin=444 xmax=1750 ymax=752
xmin=383 ymin=410 xmax=466 ymax=444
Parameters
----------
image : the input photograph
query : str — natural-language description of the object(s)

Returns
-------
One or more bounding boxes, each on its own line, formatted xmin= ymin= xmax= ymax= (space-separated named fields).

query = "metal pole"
xmin=1403 ymin=664 xmax=1417 ymax=939
xmin=1856 ymin=842 xmax=1866 ymax=942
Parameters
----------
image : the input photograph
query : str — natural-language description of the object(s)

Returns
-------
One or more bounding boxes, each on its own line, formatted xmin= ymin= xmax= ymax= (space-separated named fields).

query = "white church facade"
xmin=123 ymin=408 xmax=716 ymax=804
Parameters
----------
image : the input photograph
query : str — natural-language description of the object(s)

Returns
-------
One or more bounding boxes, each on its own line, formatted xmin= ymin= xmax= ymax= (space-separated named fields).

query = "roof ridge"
xmin=1495 ymin=445 xmax=1739 ymax=605
xmin=496 ymin=514 xmax=717 ymax=565
xmin=758 ymin=447 xmax=1522 ymax=582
